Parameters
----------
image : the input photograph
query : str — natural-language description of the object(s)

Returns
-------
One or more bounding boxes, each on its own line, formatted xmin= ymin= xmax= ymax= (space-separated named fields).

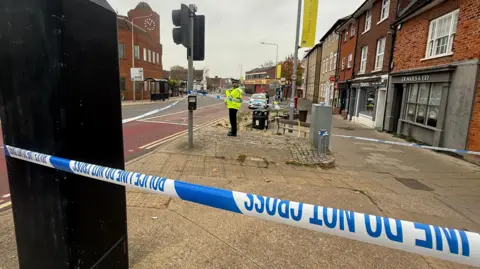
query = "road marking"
xmin=139 ymin=120 xmax=189 ymax=126
xmin=2 ymin=194 xmax=10 ymax=198
xmin=141 ymin=102 xmax=223 ymax=121
xmin=0 ymin=201 xmax=11 ymax=210
xmin=142 ymin=117 xmax=227 ymax=150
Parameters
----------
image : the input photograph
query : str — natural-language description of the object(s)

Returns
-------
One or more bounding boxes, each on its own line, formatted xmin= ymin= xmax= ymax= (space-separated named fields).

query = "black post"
xmin=0 ymin=0 xmax=129 ymax=268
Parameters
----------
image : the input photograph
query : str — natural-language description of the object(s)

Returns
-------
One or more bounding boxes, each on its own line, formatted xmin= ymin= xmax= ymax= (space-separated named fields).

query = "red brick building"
xmin=244 ymin=66 xmax=277 ymax=94
xmin=384 ymin=0 xmax=480 ymax=152
xmin=348 ymin=0 xmax=398 ymax=129
xmin=118 ymin=2 xmax=163 ymax=101
xmin=335 ymin=15 xmax=358 ymax=117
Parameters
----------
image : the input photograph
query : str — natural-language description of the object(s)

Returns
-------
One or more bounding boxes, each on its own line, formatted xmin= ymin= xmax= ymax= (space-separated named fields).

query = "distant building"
xmin=118 ymin=2 xmax=163 ymax=101
xmin=303 ymin=43 xmax=322 ymax=103
xmin=244 ymin=66 xmax=276 ymax=94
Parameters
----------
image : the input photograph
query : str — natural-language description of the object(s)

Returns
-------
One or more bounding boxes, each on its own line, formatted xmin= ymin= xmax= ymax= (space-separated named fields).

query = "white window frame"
xmin=364 ymin=10 xmax=372 ymax=33
xmin=143 ymin=48 xmax=147 ymax=61
xmin=424 ymin=9 xmax=459 ymax=59
xmin=148 ymin=49 xmax=152 ymax=62
xmin=379 ymin=0 xmax=390 ymax=24
xmin=360 ymin=46 xmax=368 ymax=73
xmin=375 ymin=37 xmax=386 ymax=70
xmin=341 ymin=57 xmax=345 ymax=70
xmin=344 ymin=30 xmax=348 ymax=41
xmin=156 ymin=53 xmax=160 ymax=65
xmin=329 ymin=52 xmax=334 ymax=71
xmin=351 ymin=24 xmax=355 ymax=36
xmin=333 ymin=53 xmax=337 ymax=72
xmin=134 ymin=45 xmax=140 ymax=59
xmin=152 ymin=51 xmax=156 ymax=64
xmin=348 ymin=53 xmax=353 ymax=68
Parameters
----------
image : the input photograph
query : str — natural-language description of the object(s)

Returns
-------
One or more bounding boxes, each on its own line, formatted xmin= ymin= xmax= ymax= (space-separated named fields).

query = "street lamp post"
xmin=260 ymin=42 xmax=279 ymax=71
xmin=131 ymin=14 xmax=152 ymax=102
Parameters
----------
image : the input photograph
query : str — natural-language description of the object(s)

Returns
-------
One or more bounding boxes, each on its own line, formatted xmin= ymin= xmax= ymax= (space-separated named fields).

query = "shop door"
xmin=392 ymin=84 xmax=404 ymax=132
xmin=255 ymin=85 xmax=262 ymax=93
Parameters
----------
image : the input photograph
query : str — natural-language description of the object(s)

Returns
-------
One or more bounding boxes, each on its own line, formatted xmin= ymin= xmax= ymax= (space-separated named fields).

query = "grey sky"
xmin=107 ymin=0 xmax=364 ymax=78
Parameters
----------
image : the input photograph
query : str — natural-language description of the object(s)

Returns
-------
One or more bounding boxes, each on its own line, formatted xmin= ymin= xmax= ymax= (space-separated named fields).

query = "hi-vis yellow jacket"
xmin=226 ymin=87 xmax=243 ymax=110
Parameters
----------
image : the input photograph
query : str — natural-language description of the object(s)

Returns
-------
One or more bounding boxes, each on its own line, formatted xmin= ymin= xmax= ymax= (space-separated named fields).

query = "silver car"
xmin=248 ymin=93 xmax=268 ymax=109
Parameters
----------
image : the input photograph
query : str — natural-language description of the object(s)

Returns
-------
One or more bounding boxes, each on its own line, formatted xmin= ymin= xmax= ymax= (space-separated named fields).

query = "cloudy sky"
xmin=107 ymin=0 xmax=364 ymax=78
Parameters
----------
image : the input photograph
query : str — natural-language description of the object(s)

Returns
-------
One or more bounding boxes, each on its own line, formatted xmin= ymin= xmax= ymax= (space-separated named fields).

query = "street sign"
xmin=280 ymin=77 xmax=286 ymax=82
xmin=131 ymin=68 xmax=144 ymax=81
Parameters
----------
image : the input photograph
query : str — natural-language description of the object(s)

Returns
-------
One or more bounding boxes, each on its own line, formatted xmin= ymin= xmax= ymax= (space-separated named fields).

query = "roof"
xmin=117 ymin=16 xmax=151 ymax=38
xmin=394 ymin=0 xmax=437 ymax=25
xmin=135 ymin=2 xmax=152 ymax=11
xmin=319 ymin=16 xmax=350 ymax=42
xmin=336 ymin=14 xmax=355 ymax=32
xmin=303 ymin=42 xmax=322 ymax=59
xmin=245 ymin=66 xmax=275 ymax=74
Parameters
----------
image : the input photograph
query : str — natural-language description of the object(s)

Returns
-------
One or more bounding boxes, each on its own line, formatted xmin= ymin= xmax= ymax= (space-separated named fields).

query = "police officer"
xmin=226 ymin=78 xmax=243 ymax=137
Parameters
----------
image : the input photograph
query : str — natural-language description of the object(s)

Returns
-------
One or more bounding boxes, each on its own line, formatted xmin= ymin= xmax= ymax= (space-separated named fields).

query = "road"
xmin=0 ymin=95 xmax=229 ymax=211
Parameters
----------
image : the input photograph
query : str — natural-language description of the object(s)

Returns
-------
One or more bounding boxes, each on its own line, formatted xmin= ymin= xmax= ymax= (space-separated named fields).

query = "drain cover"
xmin=395 ymin=177 xmax=434 ymax=191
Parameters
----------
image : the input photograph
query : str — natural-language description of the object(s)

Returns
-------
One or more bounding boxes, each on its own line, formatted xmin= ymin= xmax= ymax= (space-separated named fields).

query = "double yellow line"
xmin=139 ymin=116 xmax=227 ymax=150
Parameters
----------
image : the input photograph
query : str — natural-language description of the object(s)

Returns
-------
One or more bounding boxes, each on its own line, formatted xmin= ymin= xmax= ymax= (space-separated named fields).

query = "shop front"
xmin=349 ymin=76 xmax=388 ymax=129
xmin=385 ymin=64 xmax=478 ymax=150
xmin=337 ymin=82 xmax=349 ymax=118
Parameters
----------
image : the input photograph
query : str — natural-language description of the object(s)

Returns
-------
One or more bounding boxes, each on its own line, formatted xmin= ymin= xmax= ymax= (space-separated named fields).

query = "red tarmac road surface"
xmin=0 ymin=103 xmax=227 ymax=210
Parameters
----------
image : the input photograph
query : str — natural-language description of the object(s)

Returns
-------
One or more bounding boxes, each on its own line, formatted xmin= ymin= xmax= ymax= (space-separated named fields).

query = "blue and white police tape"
xmin=122 ymin=98 xmax=185 ymax=124
xmin=4 ymin=145 xmax=480 ymax=266
xmin=188 ymin=90 xmax=245 ymax=104
xmin=332 ymin=134 xmax=480 ymax=156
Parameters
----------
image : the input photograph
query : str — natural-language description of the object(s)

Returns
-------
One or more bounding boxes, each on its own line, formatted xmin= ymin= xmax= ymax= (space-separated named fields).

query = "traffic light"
xmin=193 ymin=15 xmax=205 ymax=61
xmin=172 ymin=4 xmax=190 ymax=48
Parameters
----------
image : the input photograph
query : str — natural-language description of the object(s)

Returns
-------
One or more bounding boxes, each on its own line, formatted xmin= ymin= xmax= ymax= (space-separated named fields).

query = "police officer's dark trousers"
xmin=229 ymin=108 xmax=238 ymax=136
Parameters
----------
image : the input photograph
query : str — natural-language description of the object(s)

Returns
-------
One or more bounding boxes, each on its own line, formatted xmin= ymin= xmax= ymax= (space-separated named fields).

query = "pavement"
xmin=1 ymin=103 xmax=480 ymax=268
xmin=0 ymin=96 xmax=227 ymax=212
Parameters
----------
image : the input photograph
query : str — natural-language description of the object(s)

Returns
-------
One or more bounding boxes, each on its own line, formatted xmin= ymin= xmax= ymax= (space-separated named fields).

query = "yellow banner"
xmin=276 ymin=64 xmax=282 ymax=79
xmin=300 ymin=0 xmax=318 ymax=48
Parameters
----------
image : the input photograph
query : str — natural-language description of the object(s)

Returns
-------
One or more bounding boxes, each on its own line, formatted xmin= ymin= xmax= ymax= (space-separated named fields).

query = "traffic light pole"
xmin=187 ymin=7 xmax=195 ymax=149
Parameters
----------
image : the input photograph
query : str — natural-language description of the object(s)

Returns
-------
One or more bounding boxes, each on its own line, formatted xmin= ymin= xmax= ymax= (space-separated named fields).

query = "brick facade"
xmin=392 ymin=0 xmax=479 ymax=72
xmin=336 ymin=18 xmax=358 ymax=82
xmin=118 ymin=3 xmax=163 ymax=101
xmin=354 ymin=0 xmax=398 ymax=77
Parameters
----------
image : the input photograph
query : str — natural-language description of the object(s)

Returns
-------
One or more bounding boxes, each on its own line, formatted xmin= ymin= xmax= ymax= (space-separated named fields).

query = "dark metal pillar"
xmin=0 ymin=0 xmax=129 ymax=268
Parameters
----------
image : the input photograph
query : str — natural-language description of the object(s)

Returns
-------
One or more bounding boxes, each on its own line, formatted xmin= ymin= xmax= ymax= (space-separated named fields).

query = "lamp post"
xmin=131 ymin=14 xmax=152 ymax=102
xmin=260 ymin=42 xmax=279 ymax=70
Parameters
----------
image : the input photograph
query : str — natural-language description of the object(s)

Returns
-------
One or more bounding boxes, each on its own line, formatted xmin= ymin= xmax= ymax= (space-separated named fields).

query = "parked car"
xmin=248 ymin=93 xmax=268 ymax=109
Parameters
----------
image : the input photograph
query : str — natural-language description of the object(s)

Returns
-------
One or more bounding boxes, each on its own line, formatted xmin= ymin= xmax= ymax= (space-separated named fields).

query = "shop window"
xmin=405 ymin=83 xmax=442 ymax=127
xmin=360 ymin=89 xmax=376 ymax=117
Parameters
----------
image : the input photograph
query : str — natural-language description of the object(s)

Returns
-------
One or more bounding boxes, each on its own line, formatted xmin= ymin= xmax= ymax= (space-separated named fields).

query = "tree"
xmin=260 ymin=60 xmax=275 ymax=68
xmin=280 ymin=55 xmax=304 ymax=86
xmin=168 ymin=78 xmax=180 ymax=88
xmin=170 ymin=65 xmax=187 ymax=71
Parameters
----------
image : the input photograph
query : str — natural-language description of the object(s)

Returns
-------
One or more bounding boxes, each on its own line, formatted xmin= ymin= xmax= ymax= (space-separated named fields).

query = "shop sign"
xmin=329 ymin=76 xmax=336 ymax=82
xmin=401 ymin=75 xmax=430 ymax=82
xmin=351 ymin=79 xmax=386 ymax=88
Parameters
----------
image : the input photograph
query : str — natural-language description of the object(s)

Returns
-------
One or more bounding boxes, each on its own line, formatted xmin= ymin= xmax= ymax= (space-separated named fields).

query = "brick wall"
xmin=118 ymin=27 xmax=163 ymax=101
xmin=354 ymin=0 xmax=398 ymax=77
xmin=337 ymin=20 xmax=358 ymax=81
xmin=392 ymin=0 xmax=480 ymax=71
xmin=468 ymin=80 xmax=480 ymax=151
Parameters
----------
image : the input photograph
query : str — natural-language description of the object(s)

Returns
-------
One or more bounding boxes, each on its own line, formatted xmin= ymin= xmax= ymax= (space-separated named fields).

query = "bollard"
xmin=318 ymin=130 xmax=329 ymax=157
